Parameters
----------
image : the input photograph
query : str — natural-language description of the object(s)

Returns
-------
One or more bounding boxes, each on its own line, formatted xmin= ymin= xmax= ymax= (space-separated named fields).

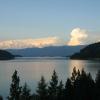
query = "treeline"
xmin=0 ymin=50 xmax=14 ymax=60
xmin=1 ymin=68 xmax=100 ymax=100
xmin=70 ymin=42 xmax=100 ymax=59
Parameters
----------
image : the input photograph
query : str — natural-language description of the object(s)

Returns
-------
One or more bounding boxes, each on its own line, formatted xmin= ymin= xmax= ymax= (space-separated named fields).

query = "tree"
xmin=20 ymin=83 xmax=31 ymax=100
xmin=37 ymin=76 xmax=48 ymax=100
xmin=8 ymin=70 xmax=21 ymax=100
xmin=0 ymin=96 xmax=3 ymax=100
xmin=74 ymin=69 xmax=94 ymax=100
xmin=95 ymin=70 xmax=100 ymax=87
xmin=64 ymin=78 xmax=73 ymax=100
xmin=48 ymin=70 xmax=58 ymax=100
xmin=71 ymin=67 xmax=78 ymax=84
xmin=95 ymin=70 xmax=100 ymax=100
xmin=57 ymin=80 xmax=64 ymax=100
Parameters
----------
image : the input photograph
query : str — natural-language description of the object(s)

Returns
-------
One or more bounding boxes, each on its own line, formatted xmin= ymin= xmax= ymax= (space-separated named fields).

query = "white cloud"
xmin=67 ymin=28 xmax=88 ymax=46
xmin=0 ymin=37 xmax=61 ymax=49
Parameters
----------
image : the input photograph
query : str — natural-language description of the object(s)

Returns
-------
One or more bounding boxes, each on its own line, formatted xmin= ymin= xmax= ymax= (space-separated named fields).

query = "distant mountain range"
xmin=7 ymin=45 xmax=85 ymax=57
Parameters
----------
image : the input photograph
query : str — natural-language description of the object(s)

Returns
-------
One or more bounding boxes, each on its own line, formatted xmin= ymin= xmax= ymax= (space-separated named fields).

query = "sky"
xmin=0 ymin=0 xmax=100 ymax=48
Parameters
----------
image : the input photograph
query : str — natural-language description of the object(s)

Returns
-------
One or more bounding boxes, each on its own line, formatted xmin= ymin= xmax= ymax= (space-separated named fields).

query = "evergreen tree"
xmin=57 ymin=80 xmax=64 ymax=100
xmin=64 ymin=78 xmax=73 ymax=100
xmin=20 ymin=82 xmax=31 ymax=100
xmin=37 ymin=76 xmax=48 ymax=100
xmin=71 ymin=67 xmax=78 ymax=84
xmin=77 ymin=69 xmax=81 ymax=78
xmin=48 ymin=70 xmax=58 ymax=100
xmin=74 ymin=69 xmax=94 ymax=100
xmin=87 ymin=73 xmax=95 ymax=100
xmin=0 ymin=96 xmax=3 ymax=100
xmin=8 ymin=70 xmax=21 ymax=100
xmin=95 ymin=70 xmax=100 ymax=100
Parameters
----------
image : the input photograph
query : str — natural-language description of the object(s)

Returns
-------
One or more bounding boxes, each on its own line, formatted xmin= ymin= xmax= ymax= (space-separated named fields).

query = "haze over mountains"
xmin=7 ymin=45 xmax=85 ymax=57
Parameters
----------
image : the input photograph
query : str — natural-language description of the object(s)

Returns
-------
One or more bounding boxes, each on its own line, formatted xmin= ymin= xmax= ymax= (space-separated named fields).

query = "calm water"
xmin=0 ymin=57 xmax=100 ymax=99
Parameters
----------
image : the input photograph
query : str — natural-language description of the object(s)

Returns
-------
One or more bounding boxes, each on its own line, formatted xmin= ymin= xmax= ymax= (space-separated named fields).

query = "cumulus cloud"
xmin=67 ymin=28 xmax=88 ymax=46
xmin=0 ymin=37 xmax=61 ymax=49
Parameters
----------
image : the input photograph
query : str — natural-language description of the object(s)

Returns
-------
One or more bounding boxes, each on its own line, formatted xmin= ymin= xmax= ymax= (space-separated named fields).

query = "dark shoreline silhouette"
xmin=0 ymin=50 xmax=14 ymax=60
xmin=70 ymin=42 xmax=100 ymax=60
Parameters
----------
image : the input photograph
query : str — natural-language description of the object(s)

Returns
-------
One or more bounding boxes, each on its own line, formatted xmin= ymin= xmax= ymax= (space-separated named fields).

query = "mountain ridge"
xmin=0 ymin=50 xmax=14 ymax=60
xmin=7 ymin=45 xmax=85 ymax=57
xmin=70 ymin=42 xmax=100 ymax=59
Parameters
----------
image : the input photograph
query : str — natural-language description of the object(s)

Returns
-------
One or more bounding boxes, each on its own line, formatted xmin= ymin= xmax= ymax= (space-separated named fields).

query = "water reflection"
xmin=68 ymin=60 xmax=86 ymax=76
xmin=0 ymin=58 xmax=100 ymax=99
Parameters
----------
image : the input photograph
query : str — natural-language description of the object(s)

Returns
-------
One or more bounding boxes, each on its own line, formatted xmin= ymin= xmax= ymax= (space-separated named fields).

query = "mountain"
xmin=0 ymin=50 xmax=14 ymax=60
xmin=70 ymin=42 xmax=100 ymax=60
xmin=7 ymin=45 xmax=85 ymax=57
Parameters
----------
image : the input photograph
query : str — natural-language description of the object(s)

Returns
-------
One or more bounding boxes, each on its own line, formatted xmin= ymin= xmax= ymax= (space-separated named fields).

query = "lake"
xmin=0 ymin=57 xmax=100 ymax=99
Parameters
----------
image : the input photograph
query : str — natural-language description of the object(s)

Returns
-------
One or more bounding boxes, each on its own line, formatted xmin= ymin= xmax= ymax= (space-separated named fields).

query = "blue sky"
xmin=0 ymin=0 xmax=100 ymax=46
